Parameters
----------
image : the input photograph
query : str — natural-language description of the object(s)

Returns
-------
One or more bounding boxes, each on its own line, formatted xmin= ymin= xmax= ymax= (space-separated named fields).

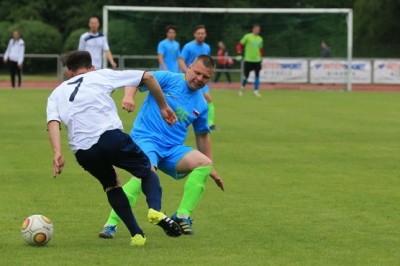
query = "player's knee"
xmin=197 ymin=157 xmax=213 ymax=167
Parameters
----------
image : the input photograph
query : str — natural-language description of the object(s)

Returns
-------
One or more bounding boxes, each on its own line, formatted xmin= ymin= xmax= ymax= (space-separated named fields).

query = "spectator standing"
xmin=320 ymin=40 xmax=331 ymax=58
xmin=213 ymin=41 xmax=232 ymax=83
xmin=3 ymin=31 xmax=25 ymax=88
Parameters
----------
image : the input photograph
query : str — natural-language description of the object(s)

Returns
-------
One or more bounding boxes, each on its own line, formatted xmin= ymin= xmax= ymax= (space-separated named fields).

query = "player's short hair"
xmin=62 ymin=51 xmax=92 ymax=71
xmin=166 ymin=25 xmax=177 ymax=33
xmin=253 ymin=23 xmax=260 ymax=29
xmin=193 ymin=54 xmax=215 ymax=69
xmin=193 ymin=25 xmax=206 ymax=33
xmin=89 ymin=16 xmax=101 ymax=24
xmin=322 ymin=40 xmax=329 ymax=46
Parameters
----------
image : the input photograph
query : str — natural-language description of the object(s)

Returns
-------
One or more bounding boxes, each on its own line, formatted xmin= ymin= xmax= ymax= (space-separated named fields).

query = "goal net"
xmin=103 ymin=6 xmax=353 ymax=91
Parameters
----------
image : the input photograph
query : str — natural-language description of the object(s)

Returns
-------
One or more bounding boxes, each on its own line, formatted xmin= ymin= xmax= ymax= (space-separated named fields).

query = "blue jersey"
xmin=157 ymin=39 xmax=180 ymax=73
xmin=132 ymin=71 xmax=210 ymax=146
xmin=180 ymin=40 xmax=211 ymax=66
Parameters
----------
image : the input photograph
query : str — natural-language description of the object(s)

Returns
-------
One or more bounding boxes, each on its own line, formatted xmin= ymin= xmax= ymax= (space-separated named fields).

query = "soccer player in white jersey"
xmin=78 ymin=16 xmax=117 ymax=69
xmin=98 ymin=55 xmax=224 ymax=238
xmin=46 ymin=50 xmax=182 ymax=246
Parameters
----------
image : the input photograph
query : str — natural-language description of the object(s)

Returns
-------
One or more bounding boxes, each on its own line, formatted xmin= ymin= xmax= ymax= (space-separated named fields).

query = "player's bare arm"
xmin=195 ymin=133 xmax=224 ymax=191
xmin=178 ymin=57 xmax=188 ymax=72
xmin=158 ymin=54 xmax=167 ymax=70
xmin=47 ymin=120 xmax=65 ymax=177
xmin=122 ymin=86 xmax=139 ymax=112
xmin=105 ymin=50 xmax=117 ymax=68
xmin=142 ymin=72 xmax=177 ymax=125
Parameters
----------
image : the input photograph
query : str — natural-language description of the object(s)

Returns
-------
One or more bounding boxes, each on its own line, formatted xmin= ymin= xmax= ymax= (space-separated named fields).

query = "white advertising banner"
xmin=248 ymin=58 xmax=308 ymax=83
xmin=373 ymin=60 xmax=400 ymax=84
xmin=310 ymin=60 xmax=371 ymax=84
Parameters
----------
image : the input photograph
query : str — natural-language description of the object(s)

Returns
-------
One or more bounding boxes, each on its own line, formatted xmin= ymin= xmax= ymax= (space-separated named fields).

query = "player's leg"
xmin=225 ymin=64 xmax=232 ymax=83
xmin=75 ymin=139 xmax=145 ymax=246
xmin=109 ymin=133 xmax=181 ymax=237
xmin=100 ymin=140 xmax=159 ymax=238
xmin=202 ymin=85 xmax=216 ymax=130
xmin=99 ymin=177 xmax=142 ymax=239
xmin=159 ymin=147 xmax=212 ymax=235
xmin=240 ymin=61 xmax=251 ymax=96
xmin=8 ymin=61 xmax=16 ymax=88
xmin=16 ymin=65 xmax=22 ymax=87
xmin=253 ymin=62 xmax=262 ymax=97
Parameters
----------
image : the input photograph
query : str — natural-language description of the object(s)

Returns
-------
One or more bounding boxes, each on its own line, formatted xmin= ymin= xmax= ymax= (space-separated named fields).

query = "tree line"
xmin=1 ymin=0 xmax=399 ymax=61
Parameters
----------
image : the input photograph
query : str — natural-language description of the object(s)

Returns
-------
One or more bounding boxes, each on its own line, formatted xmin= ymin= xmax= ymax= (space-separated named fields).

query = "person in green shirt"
xmin=236 ymin=24 xmax=264 ymax=97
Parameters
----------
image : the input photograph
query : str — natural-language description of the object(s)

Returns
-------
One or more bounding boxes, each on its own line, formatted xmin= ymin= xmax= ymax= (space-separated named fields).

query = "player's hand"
xmin=122 ymin=96 xmax=135 ymax=112
xmin=235 ymin=55 xmax=243 ymax=61
xmin=160 ymin=106 xmax=177 ymax=126
xmin=52 ymin=151 xmax=65 ymax=178
xmin=210 ymin=169 xmax=224 ymax=191
xmin=111 ymin=61 xmax=117 ymax=69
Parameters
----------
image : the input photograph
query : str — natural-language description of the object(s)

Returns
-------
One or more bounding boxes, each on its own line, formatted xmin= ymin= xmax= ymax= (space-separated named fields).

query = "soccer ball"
xmin=21 ymin=214 xmax=54 ymax=246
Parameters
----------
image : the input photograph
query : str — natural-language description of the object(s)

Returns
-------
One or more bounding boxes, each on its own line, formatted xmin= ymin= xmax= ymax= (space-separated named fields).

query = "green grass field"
xmin=1 ymin=88 xmax=399 ymax=265
xmin=0 ymin=74 xmax=59 ymax=82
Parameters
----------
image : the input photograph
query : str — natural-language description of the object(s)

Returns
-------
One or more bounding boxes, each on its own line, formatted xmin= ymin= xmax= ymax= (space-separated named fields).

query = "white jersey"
xmin=78 ymin=32 xmax=110 ymax=69
xmin=3 ymin=38 xmax=25 ymax=65
xmin=46 ymin=69 xmax=144 ymax=152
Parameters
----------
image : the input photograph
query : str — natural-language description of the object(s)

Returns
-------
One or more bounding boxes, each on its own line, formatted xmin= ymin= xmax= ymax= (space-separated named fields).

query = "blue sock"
xmin=241 ymin=78 xmax=247 ymax=87
xmin=106 ymin=187 xmax=143 ymax=236
xmin=141 ymin=170 xmax=162 ymax=211
xmin=254 ymin=77 xmax=260 ymax=91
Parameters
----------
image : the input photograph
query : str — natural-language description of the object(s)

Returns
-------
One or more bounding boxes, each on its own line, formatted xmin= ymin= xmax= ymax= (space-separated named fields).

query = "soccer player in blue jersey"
xmin=99 ymin=55 xmax=224 ymax=238
xmin=157 ymin=25 xmax=180 ymax=73
xmin=179 ymin=25 xmax=217 ymax=130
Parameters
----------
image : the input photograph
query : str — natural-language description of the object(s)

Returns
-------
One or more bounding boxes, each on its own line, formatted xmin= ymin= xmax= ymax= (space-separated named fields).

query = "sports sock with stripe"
xmin=207 ymin=103 xmax=215 ymax=127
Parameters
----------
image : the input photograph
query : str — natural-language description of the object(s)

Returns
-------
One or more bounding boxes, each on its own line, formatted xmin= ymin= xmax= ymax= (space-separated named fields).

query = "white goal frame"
xmin=103 ymin=6 xmax=353 ymax=91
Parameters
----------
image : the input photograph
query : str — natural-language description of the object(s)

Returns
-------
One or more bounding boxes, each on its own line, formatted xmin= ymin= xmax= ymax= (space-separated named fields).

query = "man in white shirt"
xmin=3 ymin=31 xmax=25 ymax=88
xmin=46 ymin=50 xmax=182 ymax=246
xmin=78 ymin=17 xmax=117 ymax=69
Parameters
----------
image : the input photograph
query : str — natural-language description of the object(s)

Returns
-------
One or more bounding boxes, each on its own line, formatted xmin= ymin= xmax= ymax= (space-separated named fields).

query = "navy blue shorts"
xmin=75 ymin=129 xmax=152 ymax=190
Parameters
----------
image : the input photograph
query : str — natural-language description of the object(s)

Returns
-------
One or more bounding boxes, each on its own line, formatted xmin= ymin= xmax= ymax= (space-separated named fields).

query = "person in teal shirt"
xmin=179 ymin=25 xmax=217 ymax=130
xmin=236 ymin=23 xmax=264 ymax=97
xmin=157 ymin=25 xmax=180 ymax=72
xmin=99 ymin=55 xmax=224 ymax=238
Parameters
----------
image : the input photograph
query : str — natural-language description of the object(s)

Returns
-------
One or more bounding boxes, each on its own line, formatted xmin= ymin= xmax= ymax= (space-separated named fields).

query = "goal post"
xmin=103 ymin=6 xmax=353 ymax=91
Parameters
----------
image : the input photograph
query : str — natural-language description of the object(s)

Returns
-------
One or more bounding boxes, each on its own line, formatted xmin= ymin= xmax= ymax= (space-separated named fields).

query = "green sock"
xmin=207 ymin=103 xmax=215 ymax=126
xmin=177 ymin=166 xmax=212 ymax=217
xmin=105 ymin=177 xmax=142 ymax=226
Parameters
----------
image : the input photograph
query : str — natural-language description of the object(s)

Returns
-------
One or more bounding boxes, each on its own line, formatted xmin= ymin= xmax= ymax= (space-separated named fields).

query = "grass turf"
xmin=0 ymin=88 xmax=399 ymax=265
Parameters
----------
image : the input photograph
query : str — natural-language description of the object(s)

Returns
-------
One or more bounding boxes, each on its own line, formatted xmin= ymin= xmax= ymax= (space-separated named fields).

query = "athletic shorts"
xmin=201 ymin=84 xmax=210 ymax=93
xmin=135 ymin=138 xmax=193 ymax=180
xmin=244 ymin=61 xmax=262 ymax=77
xmin=75 ymin=129 xmax=152 ymax=190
